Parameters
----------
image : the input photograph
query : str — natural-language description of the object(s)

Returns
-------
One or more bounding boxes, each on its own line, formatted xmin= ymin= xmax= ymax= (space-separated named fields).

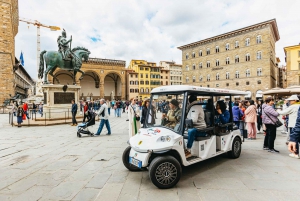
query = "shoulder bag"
xmin=131 ymin=105 xmax=140 ymax=121
xmin=263 ymin=108 xmax=283 ymax=128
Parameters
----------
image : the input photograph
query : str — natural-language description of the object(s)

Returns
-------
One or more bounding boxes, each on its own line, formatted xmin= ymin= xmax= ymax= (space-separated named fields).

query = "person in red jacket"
xmin=23 ymin=102 xmax=30 ymax=119
xmin=82 ymin=101 xmax=89 ymax=122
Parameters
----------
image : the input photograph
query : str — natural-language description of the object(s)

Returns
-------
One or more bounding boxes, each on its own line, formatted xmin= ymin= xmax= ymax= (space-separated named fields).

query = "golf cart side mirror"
xmin=185 ymin=119 xmax=193 ymax=128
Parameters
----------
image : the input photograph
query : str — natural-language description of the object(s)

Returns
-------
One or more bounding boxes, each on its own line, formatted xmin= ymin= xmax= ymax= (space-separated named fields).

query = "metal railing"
xmin=8 ymin=109 xmax=99 ymax=127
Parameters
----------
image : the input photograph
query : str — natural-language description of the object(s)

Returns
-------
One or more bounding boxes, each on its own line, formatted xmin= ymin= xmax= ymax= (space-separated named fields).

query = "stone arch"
xmin=103 ymin=71 xmax=124 ymax=100
xmin=79 ymin=70 xmax=100 ymax=100
xmin=53 ymin=70 xmax=73 ymax=85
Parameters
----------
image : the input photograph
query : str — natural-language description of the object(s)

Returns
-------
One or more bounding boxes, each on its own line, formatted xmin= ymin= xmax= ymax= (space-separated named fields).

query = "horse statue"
xmin=38 ymin=46 xmax=90 ymax=84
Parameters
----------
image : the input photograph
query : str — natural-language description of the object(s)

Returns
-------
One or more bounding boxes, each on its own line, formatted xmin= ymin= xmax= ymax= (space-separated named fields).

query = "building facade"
xmin=0 ymin=0 xmax=19 ymax=104
xmin=126 ymin=70 xmax=139 ymax=100
xmin=284 ymin=44 xmax=300 ymax=87
xmin=50 ymin=58 xmax=126 ymax=100
xmin=178 ymin=19 xmax=280 ymax=100
xmin=159 ymin=61 xmax=182 ymax=85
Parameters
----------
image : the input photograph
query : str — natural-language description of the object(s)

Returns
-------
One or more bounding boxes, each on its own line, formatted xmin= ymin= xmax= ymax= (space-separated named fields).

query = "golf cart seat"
xmin=183 ymin=134 xmax=211 ymax=141
xmin=215 ymin=122 xmax=234 ymax=136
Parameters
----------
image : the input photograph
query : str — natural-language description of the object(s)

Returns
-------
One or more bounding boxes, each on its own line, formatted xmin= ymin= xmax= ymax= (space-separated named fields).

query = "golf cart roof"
xmin=151 ymin=85 xmax=248 ymax=96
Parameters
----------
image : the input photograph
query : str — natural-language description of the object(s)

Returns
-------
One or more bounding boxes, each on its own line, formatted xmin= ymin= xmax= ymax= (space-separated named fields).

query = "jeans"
xmin=257 ymin=116 xmax=262 ymax=131
xmin=187 ymin=128 xmax=207 ymax=149
xmin=234 ymin=121 xmax=240 ymax=128
xmin=39 ymin=109 xmax=43 ymax=117
xmin=72 ymin=112 xmax=77 ymax=124
xmin=264 ymin=124 xmax=276 ymax=149
xmin=24 ymin=110 xmax=29 ymax=119
xmin=108 ymin=108 xmax=111 ymax=115
xmin=96 ymin=119 xmax=111 ymax=135
xmin=117 ymin=108 xmax=121 ymax=117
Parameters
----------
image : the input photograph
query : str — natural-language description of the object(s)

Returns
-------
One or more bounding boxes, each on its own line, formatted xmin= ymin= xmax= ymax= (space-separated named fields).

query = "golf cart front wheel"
xmin=149 ymin=156 xmax=182 ymax=189
xmin=228 ymin=137 xmax=241 ymax=159
xmin=122 ymin=146 xmax=141 ymax=171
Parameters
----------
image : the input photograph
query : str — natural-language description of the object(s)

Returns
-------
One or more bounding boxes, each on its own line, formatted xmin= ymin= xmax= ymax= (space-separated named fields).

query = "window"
xmin=145 ymin=81 xmax=149 ymax=85
xmin=235 ymin=71 xmax=239 ymax=78
xmin=299 ymin=62 xmax=300 ymax=70
xmin=145 ymin=88 xmax=149 ymax=93
xmin=130 ymin=74 xmax=133 ymax=78
xmin=225 ymin=43 xmax=230 ymax=51
xmin=206 ymin=48 xmax=210 ymax=55
xmin=236 ymin=82 xmax=239 ymax=86
xmin=161 ymin=76 xmax=163 ymax=79
xmin=298 ymin=51 xmax=300 ymax=57
xmin=130 ymin=89 xmax=134 ymax=93
xmin=257 ymin=80 xmax=261 ymax=84
xmin=140 ymin=88 xmax=144 ymax=92
xmin=199 ymin=75 xmax=203 ymax=81
xmin=135 ymin=89 xmax=139 ymax=93
xmin=207 ymin=61 xmax=210 ymax=68
xmin=257 ymin=68 xmax=262 ymax=76
xmin=199 ymin=62 xmax=203 ymax=69
xmin=193 ymin=64 xmax=196 ymax=70
xmin=245 ymin=38 xmax=250 ymax=46
xmin=146 ymin=74 xmax=148 ymax=78
xmin=186 ymin=53 xmax=189 ymax=59
xmin=226 ymin=72 xmax=230 ymax=79
xmin=246 ymin=69 xmax=250 ymax=77
xmin=207 ymin=74 xmax=210 ymax=81
xmin=216 ymin=59 xmax=219 ymax=66
xmin=193 ymin=76 xmax=195 ymax=82
xmin=216 ymin=73 xmax=220 ymax=80
xmin=186 ymin=77 xmax=189 ymax=83
xmin=135 ymin=75 xmax=137 ymax=78
xmin=256 ymin=35 xmax=262 ymax=44
xmin=235 ymin=55 xmax=239 ymax=63
xmin=192 ymin=52 xmax=195 ymax=58
xmin=161 ymin=81 xmax=163 ymax=85
xmin=216 ymin=84 xmax=219 ymax=87
xmin=166 ymin=76 xmax=168 ymax=79
xmin=135 ymin=81 xmax=138 ymax=85
xmin=235 ymin=41 xmax=239 ymax=48
xmin=200 ymin=85 xmax=202 ymax=87
xmin=140 ymin=81 xmax=144 ymax=84
xmin=225 ymin=57 xmax=230 ymax=65
xmin=226 ymin=83 xmax=229 ymax=86
xmin=199 ymin=50 xmax=202 ymax=56
xmin=140 ymin=73 xmax=143 ymax=78
xmin=257 ymin=51 xmax=262 ymax=60
xmin=216 ymin=46 xmax=219 ymax=53
xmin=140 ymin=67 xmax=144 ymax=70
xmin=186 ymin=65 xmax=189 ymax=71
xmin=246 ymin=81 xmax=250 ymax=85
xmin=246 ymin=53 xmax=250 ymax=61
xmin=145 ymin=68 xmax=149 ymax=71
xmin=207 ymin=85 xmax=210 ymax=87
xmin=166 ymin=81 xmax=168 ymax=85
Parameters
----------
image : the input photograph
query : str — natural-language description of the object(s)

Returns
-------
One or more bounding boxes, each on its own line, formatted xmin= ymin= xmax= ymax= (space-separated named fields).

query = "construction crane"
xmin=19 ymin=18 xmax=60 ymax=78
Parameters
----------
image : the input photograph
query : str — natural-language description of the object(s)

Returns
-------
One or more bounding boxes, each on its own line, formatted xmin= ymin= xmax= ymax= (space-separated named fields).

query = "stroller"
xmin=77 ymin=110 xmax=96 ymax=138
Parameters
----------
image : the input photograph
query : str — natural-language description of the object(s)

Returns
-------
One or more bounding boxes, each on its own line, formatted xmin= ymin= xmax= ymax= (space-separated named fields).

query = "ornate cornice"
xmin=86 ymin=58 xmax=126 ymax=67
xmin=178 ymin=19 xmax=280 ymax=50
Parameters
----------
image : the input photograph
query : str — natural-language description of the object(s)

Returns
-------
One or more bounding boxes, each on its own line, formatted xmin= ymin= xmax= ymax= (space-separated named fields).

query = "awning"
xmin=245 ymin=91 xmax=252 ymax=98
xmin=234 ymin=96 xmax=240 ymax=98
xmin=256 ymin=90 xmax=263 ymax=98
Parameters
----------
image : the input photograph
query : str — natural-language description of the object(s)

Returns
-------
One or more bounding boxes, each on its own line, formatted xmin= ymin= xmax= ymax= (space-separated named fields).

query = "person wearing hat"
xmin=163 ymin=99 xmax=181 ymax=129
xmin=278 ymin=95 xmax=300 ymax=158
xmin=289 ymin=107 xmax=300 ymax=159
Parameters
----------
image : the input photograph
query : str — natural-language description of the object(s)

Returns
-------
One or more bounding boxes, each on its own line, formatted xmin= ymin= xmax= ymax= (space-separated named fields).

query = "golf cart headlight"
xmin=161 ymin=136 xmax=166 ymax=142
xmin=166 ymin=136 xmax=171 ymax=142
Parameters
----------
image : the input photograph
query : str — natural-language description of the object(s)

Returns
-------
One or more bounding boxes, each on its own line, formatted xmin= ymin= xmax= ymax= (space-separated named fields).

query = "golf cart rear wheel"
xmin=122 ymin=146 xmax=141 ymax=171
xmin=149 ymin=156 xmax=182 ymax=189
xmin=228 ymin=137 xmax=241 ymax=159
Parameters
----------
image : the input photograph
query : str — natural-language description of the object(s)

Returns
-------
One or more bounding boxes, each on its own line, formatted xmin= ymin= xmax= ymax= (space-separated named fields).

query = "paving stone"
xmin=197 ymin=189 xmax=239 ymax=201
xmin=10 ymin=185 xmax=52 ymax=201
xmin=118 ymin=172 xmax=143 ymax=201
xmin=0 ymin=174 xmax=38 ymax=195
xmin=94 ymin=183 xmax=124 ymax=201
xmin=71 ymin=187 xmax=100 ymax=201
xmin=85 ymin=173 xmax=112 ymax=189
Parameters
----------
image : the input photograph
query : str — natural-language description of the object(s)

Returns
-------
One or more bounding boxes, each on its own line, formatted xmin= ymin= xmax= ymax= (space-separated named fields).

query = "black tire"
xmin=122 ymin=146 xmax=141 ymax=171
xmin=228 ymin=137 xmax=242 ymax=159
xmin=148 ymin=156 xmax=182 ymax=189
xmin=77 ymin=132 xmax=81 ymax=138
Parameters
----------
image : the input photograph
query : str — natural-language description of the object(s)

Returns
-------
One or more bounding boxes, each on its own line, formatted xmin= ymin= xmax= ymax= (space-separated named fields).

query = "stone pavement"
xmin=0 ymin=112 xmax=300 ymax=201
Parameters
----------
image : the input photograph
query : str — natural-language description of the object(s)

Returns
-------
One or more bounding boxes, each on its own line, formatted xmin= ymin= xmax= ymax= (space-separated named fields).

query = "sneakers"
xmin=289 ymin=153 xmax=300 ymax=159
xmin=263 ymin=146 xmax=269 ymax=150
xmin=185 ymin=150 xmax=192 ymax=158
xmin=268 ymin=149 xmax=280 ymax=153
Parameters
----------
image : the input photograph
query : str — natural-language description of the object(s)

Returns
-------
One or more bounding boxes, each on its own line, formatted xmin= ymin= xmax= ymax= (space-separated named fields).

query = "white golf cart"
xmin=122 ymin=85 xmax=247 ymax=189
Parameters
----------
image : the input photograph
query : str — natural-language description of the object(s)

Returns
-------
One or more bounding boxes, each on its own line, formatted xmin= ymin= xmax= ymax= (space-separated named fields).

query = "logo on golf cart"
xmin=138 ymin=141 xmax=143 ymax=145
xmin=147 ymin=128 xmax=161 ymax=135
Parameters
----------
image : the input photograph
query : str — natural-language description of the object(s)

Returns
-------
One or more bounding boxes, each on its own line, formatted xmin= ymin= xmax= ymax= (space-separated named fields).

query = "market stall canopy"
xmin=262 ymin=87 xmax=284 ymax=95
xmin=256 ymin=90 xmax=263 ymax=98
xmin=245 ymin=91 xmax=252 ymax=98
xmin=263 ymin=86 xmax=300 ymax=96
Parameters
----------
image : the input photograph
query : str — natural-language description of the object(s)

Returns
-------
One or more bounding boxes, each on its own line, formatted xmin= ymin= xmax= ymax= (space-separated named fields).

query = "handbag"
xmin=22 ymin=113 xmax=26 ymax=120
xmin=263 ymin=108 xmax=283 ymax=128
xmin=131 ymin=105 xmax=140 ymax=121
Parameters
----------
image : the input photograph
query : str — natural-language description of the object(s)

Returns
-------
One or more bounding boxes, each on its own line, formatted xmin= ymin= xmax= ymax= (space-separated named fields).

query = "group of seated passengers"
xmin=161 ymin=99 xmax=181 ymax=129
xmin=185 ymin=96 xmax=230 ymax=158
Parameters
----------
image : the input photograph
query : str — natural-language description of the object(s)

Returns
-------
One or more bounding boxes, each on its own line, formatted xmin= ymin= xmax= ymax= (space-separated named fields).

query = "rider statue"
xmin=57 ymin=29 xmax=73 ymax=60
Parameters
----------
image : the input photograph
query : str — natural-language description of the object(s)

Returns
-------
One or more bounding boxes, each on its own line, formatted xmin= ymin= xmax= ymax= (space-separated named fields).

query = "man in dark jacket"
xmin=71 ymin=99 xmax=78 ymax=126
xmin=289 ymin=107 xmax=300 ymax=158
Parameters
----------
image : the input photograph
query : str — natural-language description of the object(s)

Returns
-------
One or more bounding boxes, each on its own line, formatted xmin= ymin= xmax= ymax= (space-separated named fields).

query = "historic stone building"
xmin=49 ymin=58 xmax=126 ymax=100
xmin=126 ymin=69 xmax=139 ymax=100
xmin=284 ymin=44 xmax=300 ymax=87
xmin=178 ymin=19 xmax=280 ymax=100
xmin=159 ymin=61 xmax=182 ymax=85
xmin=0 ymin=0 xmax=19 ymax=104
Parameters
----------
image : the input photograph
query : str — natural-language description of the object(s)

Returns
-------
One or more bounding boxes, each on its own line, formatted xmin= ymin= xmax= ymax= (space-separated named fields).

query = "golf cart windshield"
xmin=146 ymin=93 xmax=184 ymax=133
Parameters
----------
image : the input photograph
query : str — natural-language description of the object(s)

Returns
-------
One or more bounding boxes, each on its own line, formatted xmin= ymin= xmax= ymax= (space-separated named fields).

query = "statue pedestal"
xmin=42 ymin=84 xmax=81 ymax=119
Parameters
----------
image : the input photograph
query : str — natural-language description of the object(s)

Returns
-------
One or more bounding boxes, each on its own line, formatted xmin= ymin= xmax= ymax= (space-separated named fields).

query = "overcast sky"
xmin=15 ymin=0 xmax=300 ymax=79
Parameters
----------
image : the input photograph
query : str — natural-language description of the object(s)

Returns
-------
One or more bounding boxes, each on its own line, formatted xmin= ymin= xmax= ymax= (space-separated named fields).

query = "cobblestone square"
xmin=0 ymin=112 xmax=300 ymax=201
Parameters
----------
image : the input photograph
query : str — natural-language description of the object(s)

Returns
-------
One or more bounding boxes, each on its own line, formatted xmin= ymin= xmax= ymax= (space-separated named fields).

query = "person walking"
xmin=71 ymin=99 xmax=78 ymax=126
xmin=256 ymin=100 xmax=263 ymax=133
xmin=232 ymin=101 xmax=243 ymax=128
xmin=82 ymin=101 xmax=89 ymax=122
xmin=245 ymin=100 xmax=257 ymax=140
xmin=94 ymin=99 xmax=111 ymax=135
xmin=106 ymin=100 xmax=111 ymax=115
xmin=23 ymin=101 xmax=30 ymax=119
xmin=278 ymin=95 xmax=300 ymax=148
xmin=262 ymin=97 xmax=280 ymax=153
xmin=239 ymin=101 xmax=247 ymax=137
xmin=17 ymin=104 xmax=24 ymax=127
xmin=32 ymin=102 xmax=37 ymax=114
xmin=288 ymin=107 xmax=300 ymax=159
xmin=39 ymin=102 xmax=43 ymax=117
xmin=128 ymin=98 xmax=141 ymax=138
xmin=11 ymin=102 xmax=17 ymax=116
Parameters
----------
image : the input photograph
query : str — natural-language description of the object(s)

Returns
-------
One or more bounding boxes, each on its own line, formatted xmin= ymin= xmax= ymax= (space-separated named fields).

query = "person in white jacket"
xmin=278 ymin=95 xmax=300 ymax=147
xmin=128 ymin=98 xmax=141 ymax=139
xmin=95 ymin=99 xmax=111 ymax=135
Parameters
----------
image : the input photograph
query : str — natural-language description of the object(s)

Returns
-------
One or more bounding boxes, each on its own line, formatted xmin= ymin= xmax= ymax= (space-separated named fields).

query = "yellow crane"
xmin=19 ymin=18 xmax=60 ymax=77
